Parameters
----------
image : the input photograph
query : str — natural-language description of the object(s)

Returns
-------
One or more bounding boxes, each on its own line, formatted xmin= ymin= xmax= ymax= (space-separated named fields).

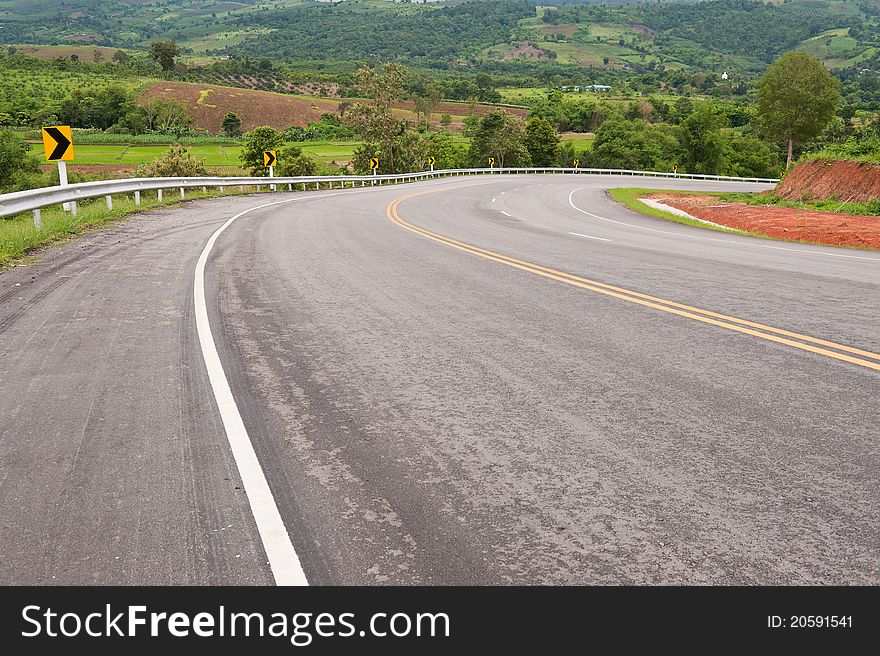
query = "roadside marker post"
xmin=370 ymin=157 xmax=379 ymax=185
xmin=573 ymin=159 xmax=580 ymax=170
xmin=428 ymin=156 xmax=436 ymax=172
xmin=263 ymin=151 xmax=277 ymax=191
xmin=488 ymin=156 xmax=495 ymax=173
xmin=42 ymin=125 xmax=75 ymax=213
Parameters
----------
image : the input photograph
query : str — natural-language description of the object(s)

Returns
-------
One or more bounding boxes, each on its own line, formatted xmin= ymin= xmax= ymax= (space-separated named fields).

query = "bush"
xmin=276 ymin=146 xmax=318 ymax=177
xmin=0 ymin=130 xmax=42 ymax=192
xmin=137 ymin=145 xmax=207 ymax=177
xmin=240 ymin=126 xmax=284 ymax=175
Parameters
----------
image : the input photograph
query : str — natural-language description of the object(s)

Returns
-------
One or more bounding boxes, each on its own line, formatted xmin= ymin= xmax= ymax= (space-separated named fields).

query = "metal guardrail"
xmin=0 ymin=167 xmax=779 ymax=221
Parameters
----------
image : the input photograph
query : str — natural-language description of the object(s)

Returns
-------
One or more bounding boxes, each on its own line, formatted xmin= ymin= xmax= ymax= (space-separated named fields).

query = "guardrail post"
xmin=288 ymin=183 xmax=292 ymax=191
xmin=105 ymin=195 xmax=113 ymax=210
xmin=134 ymin=191 xmax=141 ymax=206
xmin=33 ymin=209 xmax=41 ymax=230
xmin=202 ymin=186 xmax=207 ymax=193
xmin=180 ymin=188 xmax=185 ymax=199
xmin=157 ymin=188 xmax=163 ymax=201
xmin=70 ymin=201 xmax=77 ymax=216
xmin=219 ymin=186 xmax=224 ymax=193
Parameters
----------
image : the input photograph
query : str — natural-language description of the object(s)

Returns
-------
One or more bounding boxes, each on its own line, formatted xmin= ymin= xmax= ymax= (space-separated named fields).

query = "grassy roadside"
xmin=608 ymin=187 xmax=880 ymax=251
xmin=0 ymin=187 xmax=275 ymax=269
xmin=607 ymin=188 xmax=756 ymax=236
xmin=718 ymin=191 xmax=880 ymax=217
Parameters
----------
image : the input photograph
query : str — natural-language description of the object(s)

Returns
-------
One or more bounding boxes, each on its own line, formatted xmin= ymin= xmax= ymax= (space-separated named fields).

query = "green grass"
xmin=28 ymin=143 xmax=245 ymax=166
xmin=560 ymin=133 xmax=595 ymax=151
xmin=607 ymin=187 xmax=755 ymax=236
xmin=718 ymin=191 xmax=880 ymax=217
xmin=26 ymin=138 xmax=466 ymax=167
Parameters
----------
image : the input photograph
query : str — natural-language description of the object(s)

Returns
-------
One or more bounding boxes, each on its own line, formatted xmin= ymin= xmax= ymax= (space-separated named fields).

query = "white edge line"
xmin=568 ymin=188 xmax=880 ymax=263
xmin=194 ymin=195 xmax=312 ymax=586
xmin=501 ymin=210 xmax=512 ymax=217
xmin=192 ymin=177 xmax=480 ymax=586
xmin=569 ymin=231 xmax=612 ymax=242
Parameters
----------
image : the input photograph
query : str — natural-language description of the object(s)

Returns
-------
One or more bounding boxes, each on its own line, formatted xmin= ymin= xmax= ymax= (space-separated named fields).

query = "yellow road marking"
xmin=386 ymin=188 xmax=880 ymax=373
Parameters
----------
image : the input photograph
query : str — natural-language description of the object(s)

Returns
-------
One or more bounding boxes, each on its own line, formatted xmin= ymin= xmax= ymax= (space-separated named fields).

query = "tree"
xmin=755 ymin=51 xmax=839 ymax=167
xmin=240 ymin=126 xmax=284 ymax=175
xmin=221 ymin=111 xmax=242 ymax=137
xmin=342 ymin=64 xmax=409 ymax=172
xmin=276 ymin=146 xmax=318 ymax=177
xmin=0 ymin=130 xmax=41 ymax=191
xmin=150 ymin=40 xmax=181 ymax=74
xmin=523 ymin=117 xmax=560 ymax=167
xmin=112 ymin=49 xmax=131 ymax=65
xmin=138 ymin=145 xmax=207 ymax=177
xmin=468 ymin=110 xmax=531 ymax=168
xmin=680 ymin=106 xmax=725 ymax=174
xmin=588 ymin=119 xmax=680 ymax=172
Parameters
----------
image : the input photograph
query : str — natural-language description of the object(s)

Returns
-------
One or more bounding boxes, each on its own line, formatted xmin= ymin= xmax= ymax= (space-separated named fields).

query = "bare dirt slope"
xmin=776 ymin=159 xmax=880 ymax=203
xmin=140 ymin=81 xmax=528 ymax=134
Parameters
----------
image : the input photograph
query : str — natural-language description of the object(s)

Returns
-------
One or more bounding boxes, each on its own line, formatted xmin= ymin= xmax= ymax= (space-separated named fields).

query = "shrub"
xmin=276 ymin=146 xmax=318 ymax=177
xmin=137 ymin=144 xmax=207 ymax=177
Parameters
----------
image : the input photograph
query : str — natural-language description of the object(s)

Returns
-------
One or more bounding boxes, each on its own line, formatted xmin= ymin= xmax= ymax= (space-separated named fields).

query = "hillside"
xmin=2 ymin=0 xmax=878 ymax=78
xmin=139 ymin=81 xmax=527 ymax=133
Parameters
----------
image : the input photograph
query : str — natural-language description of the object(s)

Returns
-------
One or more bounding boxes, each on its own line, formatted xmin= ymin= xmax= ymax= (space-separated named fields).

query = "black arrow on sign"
xmin=265 ymin=151 xmax=276 ymax=167
xmin=45 ymin=127 xmax=72 ymax=160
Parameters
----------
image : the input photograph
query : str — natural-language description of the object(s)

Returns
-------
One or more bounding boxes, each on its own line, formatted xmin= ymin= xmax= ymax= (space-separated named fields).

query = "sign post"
xmin=573 ymin=159 xmax=580 ymax=170
xmin=488 ymin=156 xmax=494 ymax=173
xmin=427 ymin=156 xmax=436 ymax=172
xmin=42 ymin=125 xmax=75 ymax=214
xmin=263 ymin=151 xmax=277 ymax=190
xmin=370 ymin=157 xmax=379 ymax=185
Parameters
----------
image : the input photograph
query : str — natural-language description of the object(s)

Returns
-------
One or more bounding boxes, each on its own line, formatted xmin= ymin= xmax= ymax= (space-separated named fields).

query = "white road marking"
xmin=193 ymin=178 xmax=493 ymax=585
xmin=569 ymin=231 xmax=612 ymax=242
xmin=569 ymin=188 xmax=880 ymax=263
xmin=195 ymin=195 xmax=313 ymax=586
xmin=491 ymin=198 xmax=496 ymax=203
xmin=501 ymin=211 xmax=512 ymax=217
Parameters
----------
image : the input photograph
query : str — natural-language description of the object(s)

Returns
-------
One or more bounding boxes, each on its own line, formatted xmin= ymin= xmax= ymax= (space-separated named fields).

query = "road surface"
xmin=1 ymin=175 xmax=878 ymax=585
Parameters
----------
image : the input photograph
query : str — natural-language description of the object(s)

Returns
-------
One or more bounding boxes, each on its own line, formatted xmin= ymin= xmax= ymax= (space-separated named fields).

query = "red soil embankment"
xmin=776 ymin=159 xmax=880 ymax=203
xmin=648 ymin=194 xmax=880 ymax=250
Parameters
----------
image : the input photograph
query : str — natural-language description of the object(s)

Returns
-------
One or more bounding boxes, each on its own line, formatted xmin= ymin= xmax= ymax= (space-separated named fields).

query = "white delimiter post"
xmin=269 ymin=166 xmax=275 ymax=191
xmin=57 ymin=160 xmax=71 ymax=212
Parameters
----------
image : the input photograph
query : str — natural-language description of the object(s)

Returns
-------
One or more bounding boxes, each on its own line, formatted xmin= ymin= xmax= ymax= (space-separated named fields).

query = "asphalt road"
xmin=1 ymin=175 xmax=878 ymax=585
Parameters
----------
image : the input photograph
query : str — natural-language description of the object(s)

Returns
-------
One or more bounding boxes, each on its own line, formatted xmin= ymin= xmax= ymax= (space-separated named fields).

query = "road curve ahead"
xmin=1 ymin=175 xmax=878 ymax=585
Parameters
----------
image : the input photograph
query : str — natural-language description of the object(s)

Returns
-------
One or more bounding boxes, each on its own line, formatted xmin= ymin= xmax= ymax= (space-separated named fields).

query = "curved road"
xmin=1 ymin=175 xmax=878 ymax=585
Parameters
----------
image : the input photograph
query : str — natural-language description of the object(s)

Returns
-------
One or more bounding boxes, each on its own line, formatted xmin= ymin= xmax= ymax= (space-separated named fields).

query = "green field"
xmin=27 ymin=136 xmax=476 ymax=168
xmin=28 ymin=141 xmax=365 ymax=167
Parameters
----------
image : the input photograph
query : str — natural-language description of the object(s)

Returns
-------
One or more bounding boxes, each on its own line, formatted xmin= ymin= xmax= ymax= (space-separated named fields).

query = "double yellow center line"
xmin=387 ymin=188 xmax=880 ymax=373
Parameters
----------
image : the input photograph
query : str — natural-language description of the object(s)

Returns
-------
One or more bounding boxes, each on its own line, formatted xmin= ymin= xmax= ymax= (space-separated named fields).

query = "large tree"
xmin=523 ymin=117 xmax=560 ymax=167
xmin=149 ymin=40 xmax=181 ymax=74
xmin=342 ymin=64 xmax=409 ymax=172
xmin=755 ymin=51 xmax=839 ymax=168
xmin=468 ymin=110 xmax=531 ymax=168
